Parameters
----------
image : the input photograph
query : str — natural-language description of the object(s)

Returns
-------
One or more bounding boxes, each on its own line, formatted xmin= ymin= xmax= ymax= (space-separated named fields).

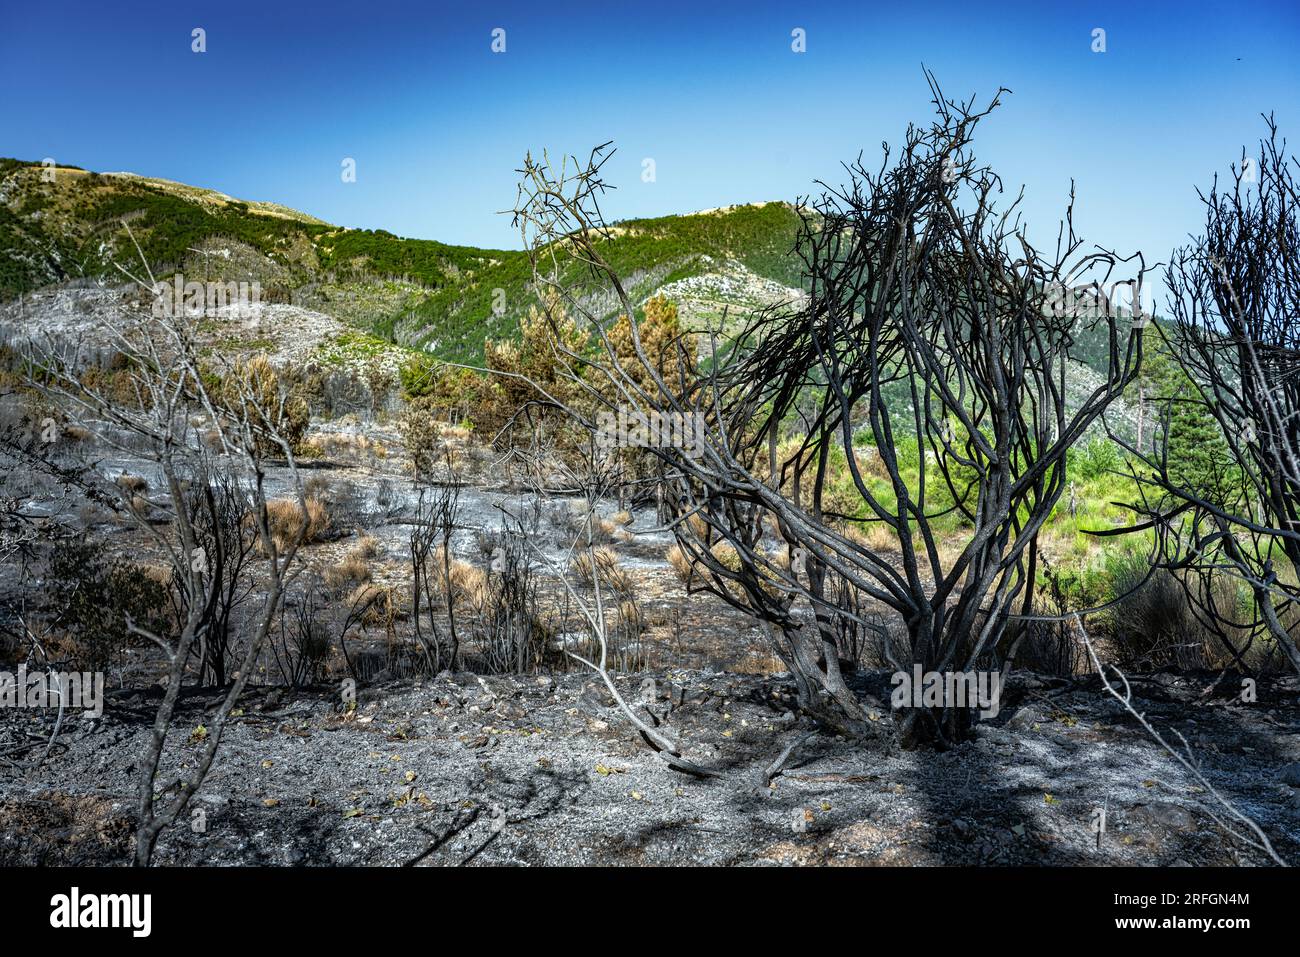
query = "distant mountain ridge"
xmin=0 ymin=158 xmax=806 ymax=363
xmin=0 ymin=156 xmax=1141 ymax=440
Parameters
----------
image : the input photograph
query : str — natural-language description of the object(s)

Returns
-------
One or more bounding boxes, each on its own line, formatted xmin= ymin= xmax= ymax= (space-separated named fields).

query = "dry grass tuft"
xmin=352 ymin=535 xmax=382 ymax=560
xmin=572 ymin=546 xmax=632 ymax=596
xmin=709 ymin=541 xmax=742 ymax=573
xmin=325 ymin=553 xmax=372 ymax=592
xmin=666 ymin=543 xmax=694 ymax=585
xmin=136 ymin=563 xmax=174 ymax=587
xmin=685 ymin=513 xmax=710 ymax=541
xmin=433 ymin=548 xmax=488 ymax=607
xmin=347 ymin=582 xmax=400 ymax=628
xmin=263 ymin=497 xmax=331 ymax=551
xmin=844 ymin=521 xmax=899 ymax=553
xmin=616 ymin=600 xmax=644 ymax=632
xmin=115 ymin=473 xmax=148 ymax=493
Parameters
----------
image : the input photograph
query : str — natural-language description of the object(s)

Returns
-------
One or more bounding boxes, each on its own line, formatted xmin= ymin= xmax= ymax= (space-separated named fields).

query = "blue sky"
xmin=3 ymin=0 xmax=1298 ymax=285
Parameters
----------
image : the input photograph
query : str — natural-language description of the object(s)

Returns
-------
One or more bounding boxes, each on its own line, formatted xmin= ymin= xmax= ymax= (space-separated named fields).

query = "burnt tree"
xmin=511 ymin=75 xmax=1146 ymax=747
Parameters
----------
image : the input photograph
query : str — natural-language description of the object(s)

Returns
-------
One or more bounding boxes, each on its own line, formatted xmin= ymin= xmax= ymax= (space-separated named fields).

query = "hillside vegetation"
xmin=0 ymin=159 xmax=805 ymax=363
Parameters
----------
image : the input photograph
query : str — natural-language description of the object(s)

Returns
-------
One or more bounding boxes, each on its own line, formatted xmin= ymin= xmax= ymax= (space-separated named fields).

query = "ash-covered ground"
xmin=1 ymin=348 xmax=1297 ymax=867
xmin=3 ymin=667 xmax=1298 ymax=866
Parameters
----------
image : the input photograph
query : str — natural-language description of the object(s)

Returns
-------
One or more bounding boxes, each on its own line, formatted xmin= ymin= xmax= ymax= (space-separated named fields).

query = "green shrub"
xmin=45 ymin=539 xmax=171 ymax=672
xmin=1069 ymin=438 xmax=1121 ymax=481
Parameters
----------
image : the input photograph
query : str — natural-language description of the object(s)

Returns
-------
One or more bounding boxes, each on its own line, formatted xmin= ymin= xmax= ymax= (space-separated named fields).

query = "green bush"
xmin=45 ymin=539 xmax=171 ymax=672
xmin=1069 ymin=438 xmax=1121 ymax=481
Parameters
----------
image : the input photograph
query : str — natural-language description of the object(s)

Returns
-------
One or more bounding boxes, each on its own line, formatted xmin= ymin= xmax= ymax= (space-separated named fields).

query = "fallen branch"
xmin=1076 ymin=614 xmax=1287 ymax=867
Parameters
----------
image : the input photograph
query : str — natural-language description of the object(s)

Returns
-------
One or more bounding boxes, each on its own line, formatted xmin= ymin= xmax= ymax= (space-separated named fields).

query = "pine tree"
xmin=607 ymin=294 xmax=696 ymax=397
xmin=1140 ymin=326 xmax=1230 ymax=494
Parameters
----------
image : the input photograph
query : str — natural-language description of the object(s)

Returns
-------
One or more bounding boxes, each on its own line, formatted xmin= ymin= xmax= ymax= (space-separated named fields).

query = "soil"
xmin=2 ymin=363 xmax=1298 ymax=867
xmin=2 ymin=667 xmax=1298 ymax=866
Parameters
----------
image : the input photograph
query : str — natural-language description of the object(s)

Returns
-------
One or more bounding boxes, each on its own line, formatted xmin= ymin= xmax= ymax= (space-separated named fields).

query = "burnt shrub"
xmin=44 ymin=538 xmax=171 ymax=673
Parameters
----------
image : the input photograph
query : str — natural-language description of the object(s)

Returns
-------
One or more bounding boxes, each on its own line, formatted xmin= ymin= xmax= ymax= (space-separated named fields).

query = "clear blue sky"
xmin=3 ymin=0 xmax=1298 ymax=280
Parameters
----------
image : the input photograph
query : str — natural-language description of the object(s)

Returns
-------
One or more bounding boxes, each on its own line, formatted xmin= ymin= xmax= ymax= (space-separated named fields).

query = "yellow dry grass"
xmin=263 ymin=497 xmax=331 ymax=551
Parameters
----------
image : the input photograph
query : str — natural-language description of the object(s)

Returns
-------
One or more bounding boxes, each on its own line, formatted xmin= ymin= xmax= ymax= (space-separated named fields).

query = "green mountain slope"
xmin=0 ymin=157 xmax=1141 ymax=408
xmin=0 ymin=159 xmax=805 ymax=363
